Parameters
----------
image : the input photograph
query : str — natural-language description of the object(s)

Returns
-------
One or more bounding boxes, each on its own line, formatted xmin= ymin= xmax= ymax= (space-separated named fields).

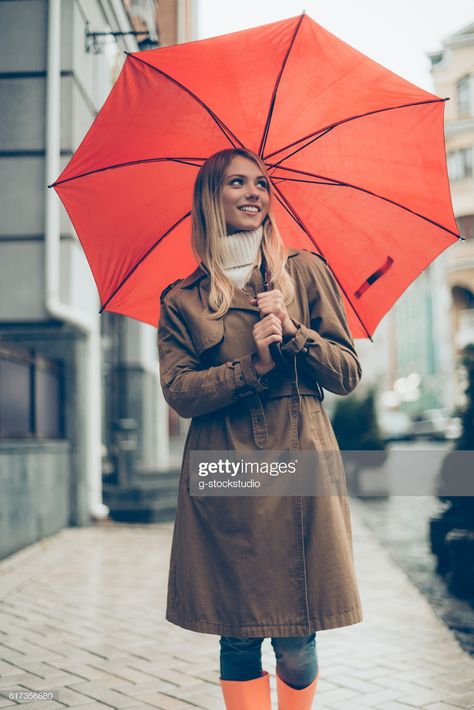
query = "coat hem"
xmin=165 ymin=606 xmax=363 ymax=637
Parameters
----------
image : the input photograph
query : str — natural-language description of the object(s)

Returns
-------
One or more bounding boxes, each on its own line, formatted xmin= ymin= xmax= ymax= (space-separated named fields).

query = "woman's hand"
xmin=252 ymin=314 xmax=283 ymax=375
xmin=249 ymin=289 xmax=297 ymax=337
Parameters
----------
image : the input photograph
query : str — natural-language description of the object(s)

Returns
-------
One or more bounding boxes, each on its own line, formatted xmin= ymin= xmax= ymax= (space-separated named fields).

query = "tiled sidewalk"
xmin=0 ymin=500 xmax=473 ymax=709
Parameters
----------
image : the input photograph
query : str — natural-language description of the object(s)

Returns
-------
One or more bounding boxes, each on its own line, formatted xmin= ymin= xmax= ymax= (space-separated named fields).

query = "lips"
xmin=238 ymin=205 xmax=260 ymax=214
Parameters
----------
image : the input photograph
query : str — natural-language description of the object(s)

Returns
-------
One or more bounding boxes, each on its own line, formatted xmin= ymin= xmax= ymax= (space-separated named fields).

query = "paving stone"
xmin=374 ymin=703 xmax=434 ymax=710
xmin=65 ymin=687 xmax=142 ymax=708
xmin=398 ymin=686 xmax=461 ymax=706
xmin=0 ymin=702 xmax=64 ymax=710
xmin=443 ymin=691 xmax=474 ymax=708
xmin=347 ymin=687 xmax=410 ymax=706
xmin=124 ymin=681 xmax=179 ymax=696
xmin=322 ymin=673 xmax=383 ymax=694
xmin=55 ymin=687 xmax=102 ymax=706
xmin=18 ymin=672 xmax=91 ymax=691
xmin=133 ymin=694 xmax=198 ymax=709
xmin=0 ymin=508 xmax=472 ymax=710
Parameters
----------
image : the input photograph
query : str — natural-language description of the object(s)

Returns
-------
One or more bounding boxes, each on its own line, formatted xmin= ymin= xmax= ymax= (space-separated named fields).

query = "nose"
xmin=245 ymin=186 xmax=259 ymax=200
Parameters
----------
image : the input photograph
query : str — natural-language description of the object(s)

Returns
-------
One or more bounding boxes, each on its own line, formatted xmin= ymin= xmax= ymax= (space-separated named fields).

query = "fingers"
xmin=252 ymin=314 xmax=282 ymax=370
xmin=259 ymin=332 xmax=283 ymax=347
xmin=253 ymin=314 xmax=282 ymax=346
xmin=251 ymin=289 xmax=283 ymax=306
xmin=249 ymin=290 xmax=286 ymax=319
xmin=254 ymin=289 xmax=283 ymax=298
xmin=253 ymin=313 xmax=282 ymax=333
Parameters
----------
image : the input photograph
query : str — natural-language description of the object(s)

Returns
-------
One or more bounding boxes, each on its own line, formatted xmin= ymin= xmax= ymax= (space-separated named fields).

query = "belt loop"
xmin=248 ymin=395 xmax=269 ymax=448
xmin=315 ymin=380 xmax=325 ymax=402
xmin=291 ymin=357 xmax=302 ymax=416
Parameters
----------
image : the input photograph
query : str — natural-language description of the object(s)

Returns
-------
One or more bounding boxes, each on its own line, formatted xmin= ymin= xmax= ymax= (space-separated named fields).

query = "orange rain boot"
xmin=219 ymin=670 xmax=271 ymax=710
xmin=276 ymin=671 xmax=320 ymax=709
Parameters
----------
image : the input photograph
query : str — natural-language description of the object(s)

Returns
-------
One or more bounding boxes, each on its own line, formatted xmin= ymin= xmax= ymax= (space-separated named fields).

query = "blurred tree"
xmin=456 ymin=343 xmax=474 ymax=451
xmin=332 ymin=387 xmax=388 ymax=496
xmin=430 ymin=343 xmax=474 ymax=598
xmin=438 ymin=343 xmax=474 ymax=505
xmin=332 ymin=387 xmax=386 ymax=451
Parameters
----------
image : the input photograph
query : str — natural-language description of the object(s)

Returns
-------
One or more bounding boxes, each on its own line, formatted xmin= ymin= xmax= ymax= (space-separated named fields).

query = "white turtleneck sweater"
xmin=220 ymin=226 xmax=263 ymax=289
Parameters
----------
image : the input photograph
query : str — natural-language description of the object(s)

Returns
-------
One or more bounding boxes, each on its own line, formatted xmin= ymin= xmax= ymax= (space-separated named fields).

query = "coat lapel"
xmin=178 ymin=248 xmax=301 ymax=355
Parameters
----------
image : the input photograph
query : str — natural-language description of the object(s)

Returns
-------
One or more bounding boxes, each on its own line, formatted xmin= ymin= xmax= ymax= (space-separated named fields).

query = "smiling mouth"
xmin=238 ymin=206 xmax=260 ymax=214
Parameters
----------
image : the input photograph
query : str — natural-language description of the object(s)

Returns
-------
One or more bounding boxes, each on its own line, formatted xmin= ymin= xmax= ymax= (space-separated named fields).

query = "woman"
xmin=158 ymin=148 xmax=363 ymax=710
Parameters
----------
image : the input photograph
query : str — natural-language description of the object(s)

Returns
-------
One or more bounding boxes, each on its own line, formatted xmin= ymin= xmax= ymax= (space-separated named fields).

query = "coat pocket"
xmin=307 ymin=394 xmax=322 ymax=426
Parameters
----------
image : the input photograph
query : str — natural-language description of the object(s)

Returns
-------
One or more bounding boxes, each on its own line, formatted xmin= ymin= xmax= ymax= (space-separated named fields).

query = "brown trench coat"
xmin=157 ymin=247 xmax=363 ymax=637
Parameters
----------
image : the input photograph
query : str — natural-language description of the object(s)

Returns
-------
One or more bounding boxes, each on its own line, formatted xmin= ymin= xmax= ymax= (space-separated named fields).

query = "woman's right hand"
xmin=252 ymin=314 xmax=283 ymax=375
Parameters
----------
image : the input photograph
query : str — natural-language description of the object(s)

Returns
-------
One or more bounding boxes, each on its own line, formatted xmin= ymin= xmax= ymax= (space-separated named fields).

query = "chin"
xmin=227 ymin=222 xmax=260 ymax=234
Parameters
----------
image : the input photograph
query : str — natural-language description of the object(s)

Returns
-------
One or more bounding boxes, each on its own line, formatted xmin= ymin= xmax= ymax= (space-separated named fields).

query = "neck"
xmin=218 ymin=225 xmax=264 ymax=288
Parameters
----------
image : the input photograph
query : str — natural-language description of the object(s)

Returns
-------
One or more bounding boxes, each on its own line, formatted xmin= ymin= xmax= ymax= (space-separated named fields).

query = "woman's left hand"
xmin=249 ymin=289 xmax=297 ymax=337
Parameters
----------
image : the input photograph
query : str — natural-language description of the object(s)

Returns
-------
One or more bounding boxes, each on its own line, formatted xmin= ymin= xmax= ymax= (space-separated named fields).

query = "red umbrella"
xmin=50 ymin=13 xmax=460 ymax=339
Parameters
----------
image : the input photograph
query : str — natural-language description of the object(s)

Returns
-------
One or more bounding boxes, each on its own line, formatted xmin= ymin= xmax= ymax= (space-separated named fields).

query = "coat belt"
xmin=265 ymin=380 xmax=324 ymax=399
xmin=247 ymin=367 xmax=324 ymax=449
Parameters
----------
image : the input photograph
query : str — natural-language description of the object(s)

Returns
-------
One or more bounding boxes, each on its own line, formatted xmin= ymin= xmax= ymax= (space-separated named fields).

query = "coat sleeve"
xmin=280 ymin=253 xmax=362 ymax=395
xmin=158 ymin=292 xmax=268 ymax=418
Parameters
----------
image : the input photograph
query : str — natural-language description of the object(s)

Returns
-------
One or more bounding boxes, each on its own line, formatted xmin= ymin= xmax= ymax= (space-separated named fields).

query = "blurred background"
xmin=0 ymin=0 xmax=473 ymax=653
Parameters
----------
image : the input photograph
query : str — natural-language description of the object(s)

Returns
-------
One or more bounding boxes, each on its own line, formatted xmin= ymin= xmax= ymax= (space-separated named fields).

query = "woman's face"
xmin=221 ymin=156 xmax=270 ymax=234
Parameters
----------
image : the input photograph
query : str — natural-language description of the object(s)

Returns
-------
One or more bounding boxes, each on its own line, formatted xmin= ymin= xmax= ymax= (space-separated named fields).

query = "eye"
xmin=229 ymin=177 xmax=243 ymax=186
xmin=257 ymin=179 xmax=268 ymax=189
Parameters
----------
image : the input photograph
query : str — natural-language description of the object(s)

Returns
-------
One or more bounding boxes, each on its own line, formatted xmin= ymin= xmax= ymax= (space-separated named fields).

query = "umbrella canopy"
xmin=50 ymin=13 xmax=460 ymax=339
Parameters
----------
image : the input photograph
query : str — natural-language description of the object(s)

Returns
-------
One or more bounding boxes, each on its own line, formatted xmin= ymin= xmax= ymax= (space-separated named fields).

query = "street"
xmin=354 ymin=440 xmax=474 ymax=658
xmin=1 ymin=497 xmax=474 ymax=709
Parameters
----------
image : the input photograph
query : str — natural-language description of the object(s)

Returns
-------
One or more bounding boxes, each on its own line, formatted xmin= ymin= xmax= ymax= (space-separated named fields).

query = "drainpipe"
xmin=45 ymin=0 xmax=108 ymax=520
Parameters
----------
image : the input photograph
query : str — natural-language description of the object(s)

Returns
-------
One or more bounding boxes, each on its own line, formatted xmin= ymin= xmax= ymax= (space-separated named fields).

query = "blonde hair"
xmin=191 ymin=148 xmax=295 ymax=319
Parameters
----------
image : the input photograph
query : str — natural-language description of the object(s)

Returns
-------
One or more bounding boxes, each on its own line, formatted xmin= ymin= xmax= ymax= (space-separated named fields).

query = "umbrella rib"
xmin=99 ymin=211 xmax=192 ymax=313
xmin=271 ymin=180 xmax=373 ymax=340
xmin=49 ymin=157 xmax=205 ymax=188
xmin=263 ymin=98 xmax=449 ymax=161
xmin=269 ymin=164 xmax=462 ymax=240
xmin=267 ymin=127 xmax=336 ymax=172
xmin=273 ymin=177 xmax=338 ymax=186
xmin=258 ymin=12 xmax=305 ymax=158
xmin=127 ymin=53 xmax=245 ymax=151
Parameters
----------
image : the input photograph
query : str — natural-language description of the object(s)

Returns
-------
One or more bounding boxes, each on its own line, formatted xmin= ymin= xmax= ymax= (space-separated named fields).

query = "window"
xmin=0 ymin=353 xmax=32 ymax=437
xmin=447 ymin=147 xmax=473 ymax=181
xmin=457 ymin=75 xmax=471 ymax=117
xmin=0 ymin=345 xmax=64 ymax=439
xmin=456 ymin=214 xmax=474 ymax=240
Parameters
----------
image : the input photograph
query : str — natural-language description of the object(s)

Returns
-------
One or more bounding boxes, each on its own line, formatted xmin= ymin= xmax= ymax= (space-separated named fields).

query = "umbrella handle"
xmin=259 ymin=258 xmax=286 ymax=370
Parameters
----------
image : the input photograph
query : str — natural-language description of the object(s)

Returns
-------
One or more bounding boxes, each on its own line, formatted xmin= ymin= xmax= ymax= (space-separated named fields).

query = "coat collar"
xmin=179 ymin=247 xmax=301 ymax=291
xmin=178 ymin=248 xmax=301 ymax=356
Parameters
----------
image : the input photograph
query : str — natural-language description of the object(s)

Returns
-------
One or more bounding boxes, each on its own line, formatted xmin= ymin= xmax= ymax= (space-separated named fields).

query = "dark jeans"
xmin=219 ymin=633 xmax=318 ymax=689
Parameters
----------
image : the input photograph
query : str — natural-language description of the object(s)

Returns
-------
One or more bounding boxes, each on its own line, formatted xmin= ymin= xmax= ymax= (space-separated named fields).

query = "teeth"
xmin=239 ymin=206 xmax=259 ymax=213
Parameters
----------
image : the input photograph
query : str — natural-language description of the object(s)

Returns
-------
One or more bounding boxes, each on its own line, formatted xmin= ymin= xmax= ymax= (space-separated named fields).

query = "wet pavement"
xmin=354 ymin=494 xmax=474 ymax=657
xmin=350 ymin=440 xmax=474 ymax=658
xmin=1 ymin=502 xmax=474 ymax=709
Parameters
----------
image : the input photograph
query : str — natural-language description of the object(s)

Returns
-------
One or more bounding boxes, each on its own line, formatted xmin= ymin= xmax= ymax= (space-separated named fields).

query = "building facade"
xmin=368 ymin=22 xmax=474 ymax=421
xmin=430 ymin=23 xmax=474 ymax=410
xmin=0 ymin=0 xmax=196 ymax=559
